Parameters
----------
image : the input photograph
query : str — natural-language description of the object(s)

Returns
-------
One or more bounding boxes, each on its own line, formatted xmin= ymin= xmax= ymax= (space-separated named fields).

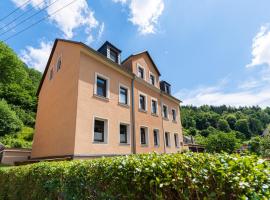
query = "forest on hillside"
xmin=0 ymin=41 xmax=42 ymax=148
xmin=181 ymin=105 xmax=270 ymax=155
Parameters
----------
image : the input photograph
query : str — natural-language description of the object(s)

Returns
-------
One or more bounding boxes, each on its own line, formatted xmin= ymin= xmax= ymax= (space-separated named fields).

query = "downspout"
xmin=131 ymin=76 xmax=136 ymax=154
xmin=160 ymin=93 xmax=166 ymax=154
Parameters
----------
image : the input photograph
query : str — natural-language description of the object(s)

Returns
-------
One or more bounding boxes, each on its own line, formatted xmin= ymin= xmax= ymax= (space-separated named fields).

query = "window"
xmin=93 ymin=118 xmax=108 ymax=143
xmin=165 ymin=84 xmax=171 ymax=94
xmin=95 ymin=73 xmax=110 ymax=98
xmin=151 ymin=99 xmax=158 ymax=115
xmin=163 ymin=104 xmax=168 ymax=119
xmin=138 ymin=66 xmax=145 ymax=79
xmin=119 ymin=86 xmax=128 ymax=105
xmin=140 ymin=127 xmax=148 ymax=145
xmin=165 ymin=132 xmax=171 ymax=147
xmin=174 ymin=133 xmax=179 ymax=148
xmin=172 ymin=109 xmax=176 ymax=121
xmin=109 ymin=48 xmax=117 ymax=62
xmin=49 ymin=69 xmax=53 ymax=80
xmin=120 ymin=124 xmax=128 ymax=144
xmin=94 ymin=119 xmax=105 ymax=142
xmin=56 ymin=56 xmax=61 ymax=72
xmin=150 ymin=73 xmax=155 ymax=85
xmin=139 ymin=94 xmax=147 ymax=111
xmin=153 ymin=129 xmax=159 ymax=146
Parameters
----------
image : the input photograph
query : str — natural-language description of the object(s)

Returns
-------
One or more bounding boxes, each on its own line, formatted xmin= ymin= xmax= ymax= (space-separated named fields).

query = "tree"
xmin=205 ymin=132 xmax=240 ymax=153
xmin=217 ymin=119 xmax=231 ymax=132
xmin=225 ymin=114 xmax=237 ymax=129
xmin=188 ymin=127 xmax=197 ymax=136
xmin=0 ymin=100 xmax=23 ymax=136
xmin=260 ymin=134 xmax=270 ymax=157
xmin=248 ymin=136 xmax=261 ymax=155
xmin=235 ymin=119 xmax=251 ymax=139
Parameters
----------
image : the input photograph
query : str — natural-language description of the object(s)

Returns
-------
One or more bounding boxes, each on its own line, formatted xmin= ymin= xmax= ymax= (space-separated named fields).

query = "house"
xmin=183 ymin=136 xmax=205 ymax=152
xmin=31 ymin=39 xmax=185 ymax=160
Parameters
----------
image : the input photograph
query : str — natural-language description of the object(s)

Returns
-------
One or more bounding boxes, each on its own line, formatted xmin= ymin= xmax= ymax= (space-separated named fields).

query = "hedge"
xmin=0 ymin=153 xmax=269 ymax=200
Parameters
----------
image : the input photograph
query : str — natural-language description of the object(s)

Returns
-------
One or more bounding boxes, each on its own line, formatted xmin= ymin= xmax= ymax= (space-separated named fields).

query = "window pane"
xmin=141 ymin=128 xmax=146 ymax=144
xmin=150 ymin=74 xmax=155 ymax=85
xmin=140 ymin=95 xmax=145 ymax=110
xmin=138 ymin=67 xmax=144 ymax=78
xmin=163 ymin=106 xmax=168 ymax=118
xmin=56 ymin=58 xmax=61 ymax=71
xmin=94 ymin=120 xmax=104 ymax=142
xmin=109 ymin=49 xmax=117 ymax=62
xmin=154 ymin=130 xmax=158 ymax=146
xmin=174 ymin=134 xmax=178 ymax=147
xmin=97 ymin=77 xmax=107 ymax=97
xmin=152 ymin=100 xmax=157 ymax=114
xmin=120 ymin=87 xmax=128 ymax=104
xmin=120 ymin=124 xmax=127 ymax=143
xmin=173 ymin=110 xmax=176 ymax=121
xmin=165 ymin=132 xmax=169 ymax=147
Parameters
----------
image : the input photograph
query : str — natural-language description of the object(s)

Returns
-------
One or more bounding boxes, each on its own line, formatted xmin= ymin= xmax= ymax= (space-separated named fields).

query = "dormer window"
xmin=137 ymin=65 xmax=145 ymax=79
xmin=109 ymin=48 xmax=117 ymax=62
xmin=160 ymin=81 xmax=171 ymax=95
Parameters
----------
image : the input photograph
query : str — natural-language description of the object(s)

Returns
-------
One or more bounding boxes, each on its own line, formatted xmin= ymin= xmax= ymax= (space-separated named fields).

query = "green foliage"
xmin=217 ymin=119 xmax=231 ymax=132
xmin=235 ymin=119 xmax=251 ymax=139
xmin=225 ymin=114 xmax=237 ymax=129
xmin=0 ymin=99 xmax=23 ymax=136
xmin=205 ymin=132 xmax=240 ymax=153
xmin=0 ymin=153 xmax=269 ymax=200
xmin=0 ymin=127 xmax=33 ymax=148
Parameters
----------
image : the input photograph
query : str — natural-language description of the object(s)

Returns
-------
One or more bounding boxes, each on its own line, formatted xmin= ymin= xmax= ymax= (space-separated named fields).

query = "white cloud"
xmin=113 ymin=0 xmax=164 ymax=34
xmin=176 ymin=25 xmax=270 ymax=108
xmin=20 ymin=41 xmax=53 ymax=72
xmin=246 ymin=24 xmax=270 ymax=68
xmin=11 ymin=0 xmax=100 ymax=39
xmin=97 ymin=22 xmax=105 ymax=41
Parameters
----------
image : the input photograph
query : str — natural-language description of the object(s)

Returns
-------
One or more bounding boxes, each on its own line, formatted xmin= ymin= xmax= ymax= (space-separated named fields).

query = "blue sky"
xmin=1 ymin=0 xmax=270 ymax=107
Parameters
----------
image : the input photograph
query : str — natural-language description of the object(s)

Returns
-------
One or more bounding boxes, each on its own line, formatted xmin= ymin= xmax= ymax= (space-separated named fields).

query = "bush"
xmin=0 ymin=153 xmax=269 ymax=200
xmin=0 ymin=99 xmax=23 ymax=136
xmin=205 ymin=132 xmax=240 ymax=153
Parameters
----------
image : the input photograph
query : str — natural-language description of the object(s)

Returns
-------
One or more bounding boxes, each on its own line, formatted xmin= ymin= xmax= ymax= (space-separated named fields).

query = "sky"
xmin=0 ymin=0 xmax=270 ymax=107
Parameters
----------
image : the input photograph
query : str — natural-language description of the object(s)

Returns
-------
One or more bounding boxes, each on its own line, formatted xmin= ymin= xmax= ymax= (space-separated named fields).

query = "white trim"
xmin=138 ymin=91 xmax=148 ymax=111
xmin=94 ymin=72 xmax=110 ymax=99
xmin=165 ymin=132 xmax=171 ymax=147
xmin=172 ymin=108 xmax=177 ymax=122
xmin=118 ymin=83 xmax=130 ymax=106
xmin=137 ymin=63 xmax=146 ymax=80
xmin=162 ymin=103 xmax=169 ymax=119
xmin=92 ymin=116 xmax=109 ymax=144
xmin=153 ymin=129 xmax=160 ymax=147
xmin=149 ymin=71 xmax=156 ymax=86
xmin=119 ymin=122 xmax=131 ymax=144
xmin=150 ymin=97 xmax=159 ymax=115
xmin=174 ymin=133 xmax=180 ymax=148
xmin=140 ymin=126 xmax=149 ymax=146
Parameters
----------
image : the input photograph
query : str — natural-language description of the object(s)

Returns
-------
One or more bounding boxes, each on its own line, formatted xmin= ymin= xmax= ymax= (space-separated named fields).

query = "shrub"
xmin=0 ymin=153 xmax=269 ymax=200
xmin=0 ymin=99 xmax=23 ymax=136
xmin=205 ymin=132 xmax=240 ymax=153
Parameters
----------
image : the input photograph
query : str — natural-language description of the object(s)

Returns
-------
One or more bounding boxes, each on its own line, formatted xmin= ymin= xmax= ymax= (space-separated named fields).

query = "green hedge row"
xmin=0 ymin=153 xmax=269 ymax=200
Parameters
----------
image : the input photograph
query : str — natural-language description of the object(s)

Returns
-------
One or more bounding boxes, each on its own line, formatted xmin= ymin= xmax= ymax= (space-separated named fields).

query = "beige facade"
xmin=31 ymin=39 xmax=184 ymax=159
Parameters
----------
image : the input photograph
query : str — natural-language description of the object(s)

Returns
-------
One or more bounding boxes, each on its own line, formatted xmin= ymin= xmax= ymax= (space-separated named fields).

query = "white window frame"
xmin=153 ymin=129 xmax=160 ymax=147
xmin=94 ymin=72 xmax=110 ymax=99
xmin=92 ymin=116 xmax=109 ymax=144
xmin=138 ymin=91 xmax=148 ymax=112
xmin=151 ymin=97 xmax=158 ymax=115
xmin=172 ymin=108 xmax=177 ymax=122
xmin=55 ymin=55 xmax=62 ymax=72
xmin=118 ymin=83 xmax=130 ymax=106
xmin=137 ymin=63 xmax=146 ymax=80
xmin=165 ymin=132 xmax=171 ymax=147
xmin=162 ymin=103 xmax=169 ymax=119
xmin=149 ymin=71 xmax=156 ymax=86
xmin=174 ymin=133 xmax=180 ymax=148
xmin=119 ymin=122 xmax=130 ymax=144
xmin=140 ymin=126 xmax=149 ymax=146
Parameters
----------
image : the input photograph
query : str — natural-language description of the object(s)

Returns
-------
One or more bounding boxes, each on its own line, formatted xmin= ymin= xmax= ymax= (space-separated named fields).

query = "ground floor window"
xmin=165 ymin=132 xmax=171 ymax=147
xmin=93 ymin=118 xmax=108 ymax=143
xmin=153 ymin=129 xmax=159 ymax=146
xmin=140 ymin=127 xmax=148 ymax=145
xmin=120 ymin=124 xmax=129 ymax=144
xmin=174 ymin=133 xmax=179 ymax=148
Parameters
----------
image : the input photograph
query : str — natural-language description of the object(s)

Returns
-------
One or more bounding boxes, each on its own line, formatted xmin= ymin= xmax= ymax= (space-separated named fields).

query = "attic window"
xmin=56 ymin=56 xmax=62 ymax=72
xmin=49 ymin=69 xmax=53 ymax=80
xmin=109 ymin=48 xmax=117 ymax=62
